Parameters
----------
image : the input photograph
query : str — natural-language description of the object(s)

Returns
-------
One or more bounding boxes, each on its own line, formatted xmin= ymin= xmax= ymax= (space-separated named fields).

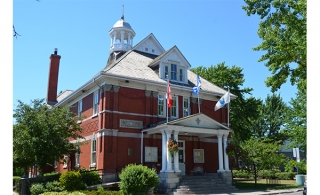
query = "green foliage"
xmin=40 ymin=192 xmax=86 ymax=195
xmin=30 ymin=183 xmax=46 ymax=195
xmin=59 ymin=171 xmax=87 ymax=191
xmin=240 ymin=137 xmax=285 ymax=171
xmin=13 ymin=99 xmax=83 ymax=175
xmin=252 ymin=94 xmax=289 ymax=144
xmin=232 ymin=170 xmax=252 ymax=178
xmin=284 ymin=88 xmax=306 ymax=153
xmin=119 ymin=164 xmax=159 ymax=195
xmin=45 ymin=181 xmax=65 ymax=192
xmin=275 ymin=172 xmax=295 ymax=180
xmin=79 ymin=168 xmax=102 ymax=186
xmin=13 ymin=176 xmax=21 ymax=193
xmin=242 ymin=0 xmax=306 ymax=92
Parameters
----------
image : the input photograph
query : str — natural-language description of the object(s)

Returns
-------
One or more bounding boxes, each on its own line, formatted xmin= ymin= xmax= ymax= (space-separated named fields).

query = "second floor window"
xmin=171 ymin=96 xmax=178 ymax=118
xmin=78 ymin=100 xmax=82 ymax=119
xmin=158 ymin=94 xmax=165 ymax=116
xmin=183 ymin=98 xmax=190 ymax=117
xmin=164 ymin=64 xmax=184 ymax=82
xmin=93 ymin=91 xmax=99 ymax=115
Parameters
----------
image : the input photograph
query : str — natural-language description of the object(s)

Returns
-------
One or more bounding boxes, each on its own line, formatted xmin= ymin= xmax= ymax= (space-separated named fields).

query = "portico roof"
xmin=142 ymin=113 xmax=232 ymax=138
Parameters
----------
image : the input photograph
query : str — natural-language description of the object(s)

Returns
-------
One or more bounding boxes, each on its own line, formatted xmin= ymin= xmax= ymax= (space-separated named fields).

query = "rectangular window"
xmin=93 ymin=91 xmax=99 ymax=115
xmin=179 ymin=69 xmax=183 ymax=81
xmin=63 ymin=155 xmax=68 ymax=169
xmin=171 ymin=96 xmax=178 ymax=118
xmin=158 ymin=94 xmax=165 ymax=116
xmin=78 ymin=100 xmax=82 ymax=119
xmin=75 ymin=145 xmax=80 ymax=168
xmin=183 ymin=98 xmax=190 ymax=117
xmin=91 ymin=134 xmax=96 ymax=167
xmin=171 ymin=64 xmax=177 ymax=80
xmin=165 ymin=66 xmax=169 ymax=79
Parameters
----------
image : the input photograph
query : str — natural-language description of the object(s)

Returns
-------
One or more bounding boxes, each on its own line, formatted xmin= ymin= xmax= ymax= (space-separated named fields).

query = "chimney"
xmin=46 ymin=48 xmax=61 ymax=105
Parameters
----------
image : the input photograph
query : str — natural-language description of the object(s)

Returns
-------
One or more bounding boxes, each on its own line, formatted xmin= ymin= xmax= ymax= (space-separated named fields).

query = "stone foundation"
xmin=157 ymin=172 xmax=181 ymax=193
xmin=218 ymin=171 xmax=232 ymax=185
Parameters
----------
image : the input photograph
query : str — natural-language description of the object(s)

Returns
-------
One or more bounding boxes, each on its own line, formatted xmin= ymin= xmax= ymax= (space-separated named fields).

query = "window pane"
xmin=183 ymin=98 xmax=189 ymax=117
xmin=179 ymin=69 xmax=183 ymax=81
xmin=158 ymin=95 xmax=164 ymax=115
xmin=171 ymin=64 xmax=177 ymax=80
xmin=165 ymin=66 xmax=168 ymax=78
xmin=171 ymin=97 xmax=177 ymax=117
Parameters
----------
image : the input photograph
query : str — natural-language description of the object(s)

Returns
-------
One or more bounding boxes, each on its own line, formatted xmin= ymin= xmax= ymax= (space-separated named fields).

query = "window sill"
xmin=77 ymin=120 xmax=82 ymax=124
xmin=90 ymin=163 xmax=96 ymax=168
xmin=91 ymin=114 xmax=98 ymax=118
xmin=74 ymin=164 xmax=80 ymax=168
xmin=63 ymin=165 xmax=67 ymax=169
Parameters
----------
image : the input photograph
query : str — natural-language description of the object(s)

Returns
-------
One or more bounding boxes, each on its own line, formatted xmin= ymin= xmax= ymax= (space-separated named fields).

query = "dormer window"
xmin=164 ymin=63 xmax=185 ymax=82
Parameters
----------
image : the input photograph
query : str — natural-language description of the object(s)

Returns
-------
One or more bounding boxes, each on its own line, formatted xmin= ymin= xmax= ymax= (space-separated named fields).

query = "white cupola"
xmin=108 ymin=10 xmax=136 ymax=54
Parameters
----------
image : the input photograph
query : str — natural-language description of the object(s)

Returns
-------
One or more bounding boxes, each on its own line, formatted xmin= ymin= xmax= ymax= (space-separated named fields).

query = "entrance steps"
xmin=170 ymin=174 xmax=238 ymax=195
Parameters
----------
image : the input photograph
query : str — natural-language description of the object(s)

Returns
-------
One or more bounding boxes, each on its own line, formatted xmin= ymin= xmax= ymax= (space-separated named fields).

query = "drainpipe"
xmin=93 ymin=78 xmax=102 ymax=170
xmin=141 ymin=131 xmax=143 ymax=164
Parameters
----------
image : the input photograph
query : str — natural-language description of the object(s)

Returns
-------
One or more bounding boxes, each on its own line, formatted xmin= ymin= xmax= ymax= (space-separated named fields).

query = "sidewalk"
xmin=200 ymin=188 xmax=303 ymax=195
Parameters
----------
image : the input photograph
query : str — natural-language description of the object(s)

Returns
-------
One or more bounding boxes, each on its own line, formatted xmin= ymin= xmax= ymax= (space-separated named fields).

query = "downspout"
xmin=141 ymin=131 xmax=143 ymax=164
xmin=93 ymin=78 xmax=102 ymax=170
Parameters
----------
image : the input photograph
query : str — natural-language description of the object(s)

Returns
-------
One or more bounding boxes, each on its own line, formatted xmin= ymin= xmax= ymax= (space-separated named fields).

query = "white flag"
xmin=214 ymin=90 xmax=230 ymax=111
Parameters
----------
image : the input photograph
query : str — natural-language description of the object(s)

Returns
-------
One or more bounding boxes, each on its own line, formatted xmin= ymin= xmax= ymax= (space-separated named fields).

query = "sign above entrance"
xmin=120 ymin=119 xmax=143 ymax=129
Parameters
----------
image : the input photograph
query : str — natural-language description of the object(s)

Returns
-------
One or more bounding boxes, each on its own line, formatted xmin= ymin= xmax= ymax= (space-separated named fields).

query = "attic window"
xmin=145 ymin=48 xmax=148 ymax=51
xmin=152 ymin=49 xmax=154 ymax=53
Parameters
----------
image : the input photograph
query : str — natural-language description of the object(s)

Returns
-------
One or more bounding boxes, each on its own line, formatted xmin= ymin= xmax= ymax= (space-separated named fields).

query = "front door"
xmin=178 ymin=140 xmax=185 ymax=175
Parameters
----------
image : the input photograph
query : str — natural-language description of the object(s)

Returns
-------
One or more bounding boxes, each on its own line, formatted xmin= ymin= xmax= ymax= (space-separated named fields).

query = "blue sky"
xmin=12 ymin=0 xmax=300 ymax=108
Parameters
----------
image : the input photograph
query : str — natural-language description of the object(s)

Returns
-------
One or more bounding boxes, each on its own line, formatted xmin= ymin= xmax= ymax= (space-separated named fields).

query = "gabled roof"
xmin=148 ymin=45 xmax=191 ymax=69
xmin=142 ymin=113 xmax=232 ymax=137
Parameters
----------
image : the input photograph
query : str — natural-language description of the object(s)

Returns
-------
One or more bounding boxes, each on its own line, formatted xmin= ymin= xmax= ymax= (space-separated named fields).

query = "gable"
xmin=160 ymin=47 xmax=191 ymax=69
xmin=133 ymin=33 xmax=165 ymax=55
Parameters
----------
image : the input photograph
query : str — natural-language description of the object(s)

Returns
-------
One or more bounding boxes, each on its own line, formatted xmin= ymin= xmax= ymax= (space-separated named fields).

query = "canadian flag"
xmin=167 ymin=81 xmax=172 ymax=108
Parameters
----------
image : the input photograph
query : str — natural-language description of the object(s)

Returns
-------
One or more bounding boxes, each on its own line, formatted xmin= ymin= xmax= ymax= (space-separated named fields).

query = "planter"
xmin=147 ymin=187 xmax=154 ymax=195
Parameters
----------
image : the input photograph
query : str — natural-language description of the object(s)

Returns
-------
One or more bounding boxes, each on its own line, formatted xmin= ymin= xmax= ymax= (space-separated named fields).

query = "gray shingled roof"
xmin=101 ymin=48 xmax=233 ymax=97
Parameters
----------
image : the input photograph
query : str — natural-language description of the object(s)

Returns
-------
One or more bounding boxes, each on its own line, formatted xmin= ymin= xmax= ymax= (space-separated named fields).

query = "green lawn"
xmin=233 ymin=178 xmax=303 ymax=190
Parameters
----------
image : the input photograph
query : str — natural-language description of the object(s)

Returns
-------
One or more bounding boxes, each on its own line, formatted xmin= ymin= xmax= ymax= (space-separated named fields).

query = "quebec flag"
xmin=214 ymin=89 xmax=230 ymax=111
xmin=192 ymin=75 xmax=202 ymax=95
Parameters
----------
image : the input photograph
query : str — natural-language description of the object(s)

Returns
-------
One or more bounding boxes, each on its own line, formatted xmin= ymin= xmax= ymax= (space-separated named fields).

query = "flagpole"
xmin=227 ymin=87 xmax=230 ymax=127
xmin=167 ymin=75 xmax=169 ymax=123
xmin=197 ymin=74 xmax=200 ymax=113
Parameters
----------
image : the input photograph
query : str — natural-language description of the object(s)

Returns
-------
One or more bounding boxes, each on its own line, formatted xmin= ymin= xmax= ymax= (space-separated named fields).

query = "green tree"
xmin=284 ymin=83 xmax=306 ymax=153
xmin=240 ymin=137 xmax=285 ymax=186
xmin=191 ymin=62 xmax=262 ymax=142
xmin=191 ymin=62 xmax=262 ymax=169
xmin=13 ymin=99 xmax=83 ymax=176
xmin=242 ymin=0 xmax=306 ymax=92
xmin=252 ymin=94 xmax=289 ymax=143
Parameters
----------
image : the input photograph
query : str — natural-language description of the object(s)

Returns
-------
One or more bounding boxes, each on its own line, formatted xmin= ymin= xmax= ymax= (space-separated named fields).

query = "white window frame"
xmin=63 ymin=155 xmax=68 ymax=169
xmin=164 ymin=63 xmax=185 ymax=82
xmin=90 ymin=134 xmax=97 ymax=168
xmin=78 ymin=100 xmax=82 ymax=120
xmin=171 ymin=96 xmax=178 ymax=118
xmin=93 ymin=91 xmax=99 ymax=115
xmin=75 ymin=145 xmax=80 ymax=168
xmin=183 ymin=97 xmax=190 ymax=117
xmin=158 ymin=94 xmax=166 ymax=117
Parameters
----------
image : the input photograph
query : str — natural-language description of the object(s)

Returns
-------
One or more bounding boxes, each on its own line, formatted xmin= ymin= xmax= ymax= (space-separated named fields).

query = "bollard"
xmin=20 ymin=177 xmax=27 ymax=195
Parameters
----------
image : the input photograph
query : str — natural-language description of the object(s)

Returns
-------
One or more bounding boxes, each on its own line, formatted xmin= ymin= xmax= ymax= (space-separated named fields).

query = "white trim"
xmin=171 ymin=96 xmax=178 ymax=118
xmin=93 ymin=90 xmax=99 ymax=115
xmin=158 ymin=93 xmax=166 ymax=117
xmin=90 ymin=133 xmax=97 ymax=168
xmin=183 ymin=97 xmax=190 ymax=117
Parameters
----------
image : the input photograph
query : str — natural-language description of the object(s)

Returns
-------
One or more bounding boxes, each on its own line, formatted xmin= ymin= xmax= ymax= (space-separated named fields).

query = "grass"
xmin=234 ymin=178 xmax=303 ymax=190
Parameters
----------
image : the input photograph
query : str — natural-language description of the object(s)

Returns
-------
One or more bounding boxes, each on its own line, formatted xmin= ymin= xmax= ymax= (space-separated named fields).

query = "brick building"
xmin=46 ymin=13 xmax=236 ymax=191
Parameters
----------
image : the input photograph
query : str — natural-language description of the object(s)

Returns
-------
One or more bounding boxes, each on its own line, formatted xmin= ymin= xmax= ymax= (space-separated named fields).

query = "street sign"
xmin=293 ymin=148 xmax=300 ymax=162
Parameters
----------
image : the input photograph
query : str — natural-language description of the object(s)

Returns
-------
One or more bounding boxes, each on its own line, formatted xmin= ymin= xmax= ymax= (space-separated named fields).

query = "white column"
xmin=113 ymin=32 xmax=117 ymax=45
xmin=165 ymin=130 xmax=173 ymax=172
xmin=128 ymin=33 xmax=131 ymax=47
xmin=160 ymin=130 xmax=167 ymax=172
xmin=223 ymin=134 xmax=230 ymax=171
xmin=217 ymin=134 xmax=224 ymax=172
xmin=120 ymin=31 xmax=125 ymax=49
xmin=173 ymin=130 xmax=180 ymax=172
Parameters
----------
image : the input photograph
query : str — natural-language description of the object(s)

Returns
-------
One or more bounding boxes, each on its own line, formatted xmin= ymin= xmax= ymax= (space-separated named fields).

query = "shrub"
xmin=79 ymin=168 xmax=102 ymax=186
xmin=30 ymin=183 xmax=46 ymax=195
xmin=13 ymin=176 xmax=21 ymax=192
xmin=232 ymin=170 xmax=252 ymax=178
xmin=45 ymin=181 xmax=65 ymax=192
xmin=275 ymin=172 xmax=295 ymax=180
xmin=59 ymin=171 xmax=86 ymax=191
xmin=119 ymin=164 xmax=159 ymax=195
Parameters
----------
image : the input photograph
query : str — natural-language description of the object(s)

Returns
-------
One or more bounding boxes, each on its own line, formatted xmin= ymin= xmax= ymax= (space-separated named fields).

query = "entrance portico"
xmin=141 ymin=113 xmax=232 ymax=192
